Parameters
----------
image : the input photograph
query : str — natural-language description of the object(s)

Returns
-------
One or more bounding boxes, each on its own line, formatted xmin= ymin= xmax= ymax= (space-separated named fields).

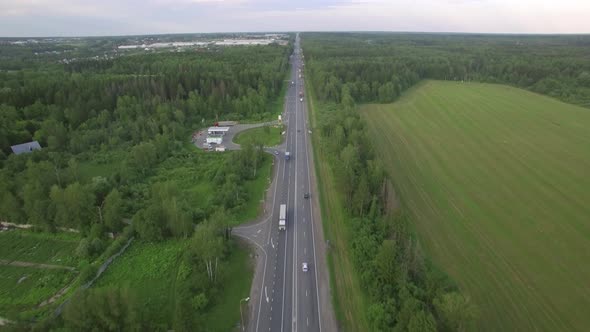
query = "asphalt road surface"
xmin=234 ymin=34 xmax=335 ymax=332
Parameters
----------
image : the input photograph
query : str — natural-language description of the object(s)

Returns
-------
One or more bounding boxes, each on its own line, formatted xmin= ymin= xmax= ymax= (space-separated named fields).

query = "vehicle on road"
xmin=300 ymin=98 xmax=303 ymax=102
xmin=279 ymin=204 xmax=287 ymax=231
xmin=297 ymin=129 xmax=301 ymax=132
xmin=304 ymin=193 xmax=310 ymax=199
xmin=302 ymin=262 xmax=308 ymax=272
xmin=285 ymin=151 xmax=291 ymax=160
xmin=274 ymin=150 xmax=279 ymax=155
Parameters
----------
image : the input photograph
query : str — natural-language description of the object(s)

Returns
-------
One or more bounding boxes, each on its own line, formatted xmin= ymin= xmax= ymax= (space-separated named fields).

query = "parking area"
xmin=192 ymin=121 xmax=280 ymax=151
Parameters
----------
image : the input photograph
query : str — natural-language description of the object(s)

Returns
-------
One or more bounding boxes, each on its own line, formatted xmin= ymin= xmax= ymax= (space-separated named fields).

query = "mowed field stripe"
xmin=361 ymin=80 xmax=590 ymax=331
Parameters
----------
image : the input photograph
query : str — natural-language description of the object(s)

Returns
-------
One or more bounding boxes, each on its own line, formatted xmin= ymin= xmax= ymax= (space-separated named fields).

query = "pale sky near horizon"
xmin=0 ymin=0 xmax=589 ymax=37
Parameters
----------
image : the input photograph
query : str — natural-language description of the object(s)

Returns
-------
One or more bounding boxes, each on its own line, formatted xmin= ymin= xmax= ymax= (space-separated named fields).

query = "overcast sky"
xmin=1 ymin=0 xmax=589 ymax=37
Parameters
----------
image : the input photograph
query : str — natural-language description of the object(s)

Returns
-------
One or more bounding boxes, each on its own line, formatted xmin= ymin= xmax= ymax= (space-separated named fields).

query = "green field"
xmin=234 ymin=125 xmax=283 ymax=147
xmin=0 ymin=266 xmax=75 ymax=318
xmin=0 ymin=230 xmax=80 ymax=267
xmin=361 ymin=80 xmax=590 ymax=331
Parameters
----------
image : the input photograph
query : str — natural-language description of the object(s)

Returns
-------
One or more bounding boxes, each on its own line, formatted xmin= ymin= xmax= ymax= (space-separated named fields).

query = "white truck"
xmin=279 ymin=204 xmax=286 ymax=230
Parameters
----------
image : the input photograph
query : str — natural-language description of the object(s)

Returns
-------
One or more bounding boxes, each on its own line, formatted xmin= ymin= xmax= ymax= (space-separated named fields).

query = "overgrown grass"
xmin=77 ymin=150 xmax=126 ymax=182
xmin=305 ymin=81 xmax=370 ymax=331
xmin=200 ymin=242 xmax=253 ymax=332
xmin=92 ymin=239 xmax=254 ymax=331
xmin=93 ymin=239 xmax=188 ymax=329
xmin=361 ymin=80 xmax=590 ymax=331
xmin=0 ymin=230 xmax=80 ymax=266
xmin=148 ymin=148 xmax=225 ymax=212
xmin=0 ymin=266 xmax=76 ymax=320
xmin=147 ymin=147 xmax=272 ymax=225
xmin=233 ymin=153 xmax=273 ymax=225
xmin=234 ymin=126 xmax=283 ymax=147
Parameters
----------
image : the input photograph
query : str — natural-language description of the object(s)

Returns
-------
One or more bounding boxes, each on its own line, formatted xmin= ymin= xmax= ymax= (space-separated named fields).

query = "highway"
xmin=234 ymin=34 xmax=329 ymax=332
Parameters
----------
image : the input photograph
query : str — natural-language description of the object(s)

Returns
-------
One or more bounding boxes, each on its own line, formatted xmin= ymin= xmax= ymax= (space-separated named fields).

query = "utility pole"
xmin=240 ymin=297 xmax=250 ymax=331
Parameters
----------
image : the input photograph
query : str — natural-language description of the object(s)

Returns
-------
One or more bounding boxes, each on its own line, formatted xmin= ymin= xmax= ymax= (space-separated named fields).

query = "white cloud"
xmin=0 ymin=0 xmax=588 ymax=36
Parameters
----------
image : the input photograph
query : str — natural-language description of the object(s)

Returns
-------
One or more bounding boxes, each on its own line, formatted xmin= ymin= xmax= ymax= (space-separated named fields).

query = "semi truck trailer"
xmin=279 ymin=204 xmax=286 ymax=230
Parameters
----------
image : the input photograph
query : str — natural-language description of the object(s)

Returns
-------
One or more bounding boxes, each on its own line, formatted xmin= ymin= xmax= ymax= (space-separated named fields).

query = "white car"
xmin=302 ymin=262 xmax=308 ymax=272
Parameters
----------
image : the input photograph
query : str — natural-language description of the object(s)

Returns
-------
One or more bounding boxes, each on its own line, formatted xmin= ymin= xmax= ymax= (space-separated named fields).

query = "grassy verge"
xmin=234 ymin=126 xmax=283 ymax=147
xmin=200 ymin=241 xmax=253 ymax=332
xmin=305 ymin=81 xmax=370 ymax=331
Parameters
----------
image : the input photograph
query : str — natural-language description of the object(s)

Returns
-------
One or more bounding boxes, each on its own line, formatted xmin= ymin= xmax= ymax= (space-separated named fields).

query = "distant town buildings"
xmin=117 ymin=34 xmax=289 ymax=51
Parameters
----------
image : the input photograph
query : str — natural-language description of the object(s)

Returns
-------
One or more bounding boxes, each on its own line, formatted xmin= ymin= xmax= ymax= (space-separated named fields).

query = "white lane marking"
xmin=257 ymin=229 xmax=261 ymax=234
xmin=235 ymin=232 xmax=268 ymax=332
xmin=265 ymin=286 xmax=269 ymax=303
xmin=271 ymin=237 xmax=275 ymax=249
xmin=306 ymin=289 xmax=308 ymax=297
xmin=280 ymin=84 xmax=294 ymax=332
xmin=253 ymin=53 xmax=292 ymax=332
xmin=292 ymin=62 xmax=301 ymax=332
xmin=307 ymin=317 xmax=309 ymax=327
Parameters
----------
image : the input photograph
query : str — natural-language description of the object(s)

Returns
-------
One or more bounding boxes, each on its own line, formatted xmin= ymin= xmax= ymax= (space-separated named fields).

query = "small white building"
xmin=206 ymin=135 xmax=223 ymax=144
xmin=207 ymin=127 xmax=230 ymax=136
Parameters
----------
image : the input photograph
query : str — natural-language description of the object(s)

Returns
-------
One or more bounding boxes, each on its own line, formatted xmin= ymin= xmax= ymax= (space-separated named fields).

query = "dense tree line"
xmin=303 ymin=33 xmax=590 ymax=108
xmin=0 ymin=43 xmax=290 ymax=240
xmin=310 ymin=50 xmax=478 ymax=330
xmin=1 ymin=39 xmax=290 ymax=329
xmin=0 ymin=41 xmax=290 ymax=274
xmin=0 ymin=45 xmax=290 ymax=153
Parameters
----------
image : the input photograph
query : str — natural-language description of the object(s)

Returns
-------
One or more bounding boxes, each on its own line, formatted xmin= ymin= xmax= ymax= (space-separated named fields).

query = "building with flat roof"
xmin=11 ymin=141 xmax=41 ymax=155
xmin=208 ymin=127 xmax=230 ymax=135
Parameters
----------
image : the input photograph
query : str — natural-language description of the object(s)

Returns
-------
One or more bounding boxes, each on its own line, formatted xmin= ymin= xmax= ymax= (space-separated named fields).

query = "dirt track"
xmin=0 ymin=259 xmax=75 ymax=271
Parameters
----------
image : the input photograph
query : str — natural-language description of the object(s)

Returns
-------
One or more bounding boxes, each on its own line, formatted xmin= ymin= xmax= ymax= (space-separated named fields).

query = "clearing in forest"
xmin=361 ymin=80 xmax=590 ymax=331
